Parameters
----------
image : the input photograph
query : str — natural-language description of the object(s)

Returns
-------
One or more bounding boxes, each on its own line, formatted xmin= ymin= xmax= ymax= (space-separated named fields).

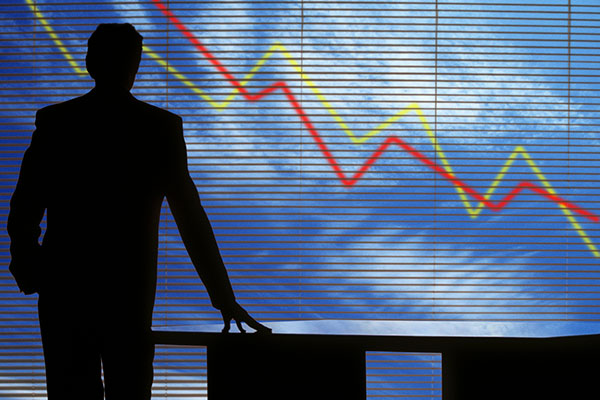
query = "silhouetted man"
xmin=7 ymin=23 xmax=269 ymax=400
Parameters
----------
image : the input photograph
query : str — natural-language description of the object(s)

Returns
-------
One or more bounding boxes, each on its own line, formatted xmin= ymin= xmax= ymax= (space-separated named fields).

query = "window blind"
xmin=1 ymin=0 xmax=599 ymax=398
xmin=367 ymin=352 xmax=442 ymax=399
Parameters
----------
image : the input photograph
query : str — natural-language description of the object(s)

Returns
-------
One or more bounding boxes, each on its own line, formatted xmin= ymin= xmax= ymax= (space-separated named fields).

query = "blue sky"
xmin=1 ymin=0 xmax=600 ymax=344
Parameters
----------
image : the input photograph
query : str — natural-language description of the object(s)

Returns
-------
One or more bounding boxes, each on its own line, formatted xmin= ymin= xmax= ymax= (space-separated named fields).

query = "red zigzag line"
xmin=152 ymin=0 xmax=598 ymax=224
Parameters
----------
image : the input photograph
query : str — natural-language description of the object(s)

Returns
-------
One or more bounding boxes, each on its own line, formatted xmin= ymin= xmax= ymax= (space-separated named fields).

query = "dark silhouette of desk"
xmin=153 ymin=327 xmax=600 ymax=400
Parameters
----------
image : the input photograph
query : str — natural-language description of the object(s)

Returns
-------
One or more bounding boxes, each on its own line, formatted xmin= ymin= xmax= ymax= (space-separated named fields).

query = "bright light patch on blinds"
xmin=366 ymin=352 xmax=442 ymax=400
xmin=1 ymin=0 xmax=600 ymax=398
xmin=153 ymin=345 xmax=208 ymax=399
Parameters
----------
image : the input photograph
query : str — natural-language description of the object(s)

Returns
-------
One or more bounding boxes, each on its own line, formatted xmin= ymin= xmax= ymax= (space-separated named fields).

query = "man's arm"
xmin=7 ymin=111 xmax=47 ymax=295
xmin=165 ymin=116 xmax=270 ymax=333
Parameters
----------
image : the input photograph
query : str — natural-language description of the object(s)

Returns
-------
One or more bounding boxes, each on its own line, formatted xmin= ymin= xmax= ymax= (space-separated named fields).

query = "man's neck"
xmin=93 ymin=83 xmax=133 ymax=98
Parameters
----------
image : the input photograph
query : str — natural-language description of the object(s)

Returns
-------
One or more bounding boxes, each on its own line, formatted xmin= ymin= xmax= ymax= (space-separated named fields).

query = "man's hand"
xmin=9 ymin=256 xmax=43 ymax=295
xmin=220 ymin=301 xmax=272 ymax=334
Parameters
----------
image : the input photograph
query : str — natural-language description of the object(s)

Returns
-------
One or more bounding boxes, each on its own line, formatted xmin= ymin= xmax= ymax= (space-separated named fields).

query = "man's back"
xmin=10 ymin=88 xmax=183 ymax=323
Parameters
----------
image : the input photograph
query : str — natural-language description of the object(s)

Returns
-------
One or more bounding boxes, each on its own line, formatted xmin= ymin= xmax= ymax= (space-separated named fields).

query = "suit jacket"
xmin=7 ymin=87 xmax=235 ymax=326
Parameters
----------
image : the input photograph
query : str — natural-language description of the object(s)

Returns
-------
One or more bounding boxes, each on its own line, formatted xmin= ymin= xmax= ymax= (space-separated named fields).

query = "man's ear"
xmin=85 ymin=55 xmax=97 ymax=80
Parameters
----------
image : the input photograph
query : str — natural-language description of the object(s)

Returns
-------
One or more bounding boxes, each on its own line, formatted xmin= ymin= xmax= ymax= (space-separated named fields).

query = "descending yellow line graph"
xmin=146 ymin=46 xmax=585 ymax=225
xmin=25 ymin=0 xmax=86 ymax=75
xmin=25 ymin=0 xmax=599 ymax=257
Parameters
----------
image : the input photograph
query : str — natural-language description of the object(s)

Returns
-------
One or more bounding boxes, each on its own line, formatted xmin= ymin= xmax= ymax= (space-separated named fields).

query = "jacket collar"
xmin=88 ymin=86 xmax=135 ymax=102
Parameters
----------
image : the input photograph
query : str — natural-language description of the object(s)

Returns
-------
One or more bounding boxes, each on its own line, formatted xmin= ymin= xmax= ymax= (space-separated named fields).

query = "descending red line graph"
xmin=151 ymin=0 xmax=598 ymax=224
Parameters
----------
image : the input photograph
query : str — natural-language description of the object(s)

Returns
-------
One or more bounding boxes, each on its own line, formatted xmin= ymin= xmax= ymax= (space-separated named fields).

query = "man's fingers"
xmin=221 ymin=302 xmax=272 ymax=334
xmin=235 ymin=319 xmax=246 ymax=333
xmin=238 ymin=311 xmax=272 ymax=334
xmin=246 ymin=317 xmax=271 ymax=333
xmin=221 ymin=314 xmax=231 ymax=333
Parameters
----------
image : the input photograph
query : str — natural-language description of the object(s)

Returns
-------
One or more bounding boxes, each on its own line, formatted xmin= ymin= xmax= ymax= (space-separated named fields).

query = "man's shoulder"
xmin=35 ymin=95 xmax=87 ymax=122
xmin=134 ymin=98 xmax=182 ymax=125
xmin=35 ymin=92 xmax=183 ymax=126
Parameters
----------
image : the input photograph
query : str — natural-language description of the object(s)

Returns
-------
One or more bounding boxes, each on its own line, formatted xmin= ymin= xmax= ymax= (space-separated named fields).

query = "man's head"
xmin=86 ymin=23 xmax=143 ymax=91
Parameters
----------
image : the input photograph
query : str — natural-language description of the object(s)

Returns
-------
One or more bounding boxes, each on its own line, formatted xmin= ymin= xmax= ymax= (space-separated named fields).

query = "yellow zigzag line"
xmin=26 ymin=1 xmax=599 ymax=257
xmin=130 ymin=45 xmax=600 ymax=258
xmin=25 ymin=0 xmax=87 ymax=75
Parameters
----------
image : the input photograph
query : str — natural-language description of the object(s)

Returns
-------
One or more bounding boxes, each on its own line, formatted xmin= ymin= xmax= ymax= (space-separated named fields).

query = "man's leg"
xmin=38 ymin=294 xmax=104 ymax=400
xmin=101 ymin=326 xmax=154 ymax=400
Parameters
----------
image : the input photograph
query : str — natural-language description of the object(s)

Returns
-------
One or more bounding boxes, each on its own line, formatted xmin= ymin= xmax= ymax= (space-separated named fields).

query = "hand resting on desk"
xmin=220 ymin=301 xmax=272 ymax=334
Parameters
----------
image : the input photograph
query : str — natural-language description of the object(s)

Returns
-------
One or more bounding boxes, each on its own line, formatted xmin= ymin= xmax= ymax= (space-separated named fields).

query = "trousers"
xmin=38 ymin=293 xmax=154 ymax=400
